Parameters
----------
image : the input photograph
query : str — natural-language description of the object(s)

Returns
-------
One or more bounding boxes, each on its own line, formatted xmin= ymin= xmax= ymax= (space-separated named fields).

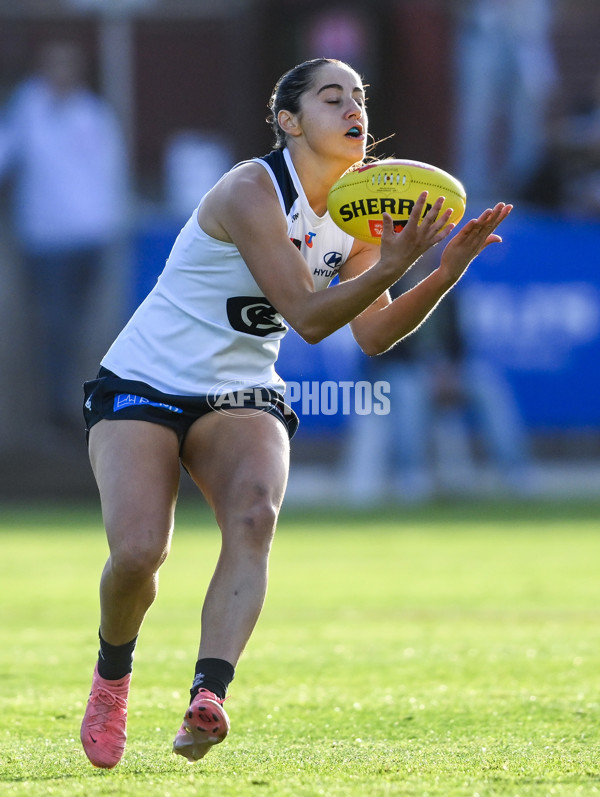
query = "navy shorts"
xmin=83 ymin=367 xmax=299 ymax=447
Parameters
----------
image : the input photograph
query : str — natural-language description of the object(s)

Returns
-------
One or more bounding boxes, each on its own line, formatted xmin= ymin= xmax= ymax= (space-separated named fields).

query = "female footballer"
xmin=79 ymin=57 xmax=512 ymax=768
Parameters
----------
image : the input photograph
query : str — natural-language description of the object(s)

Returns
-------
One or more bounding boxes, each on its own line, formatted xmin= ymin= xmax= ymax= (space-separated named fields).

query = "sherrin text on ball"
xmin=327 ymin=159 xmax=467 ymax=245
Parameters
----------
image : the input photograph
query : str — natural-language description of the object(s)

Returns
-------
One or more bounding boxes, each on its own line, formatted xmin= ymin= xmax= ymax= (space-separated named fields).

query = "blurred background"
xmin=0 ymin=0 xmax=599 ymax=505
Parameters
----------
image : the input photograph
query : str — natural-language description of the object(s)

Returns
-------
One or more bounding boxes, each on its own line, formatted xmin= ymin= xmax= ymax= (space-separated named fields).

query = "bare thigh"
xmin=181 ymin=409 xmax=290 ymax=532
xmin=88 ymin=419 xmax=182 ymax=565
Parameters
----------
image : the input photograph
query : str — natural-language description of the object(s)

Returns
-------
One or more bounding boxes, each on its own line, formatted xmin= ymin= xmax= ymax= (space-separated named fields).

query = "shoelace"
xmin=196 ymin=688 xmax=227 ymax=705
xmin=87 ymin=686 xmax=127 ymax=731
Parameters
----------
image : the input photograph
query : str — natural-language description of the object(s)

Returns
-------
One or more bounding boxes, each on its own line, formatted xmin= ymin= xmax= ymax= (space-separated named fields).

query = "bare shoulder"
xmin=198 ymin=161 xmax=283 ymax=242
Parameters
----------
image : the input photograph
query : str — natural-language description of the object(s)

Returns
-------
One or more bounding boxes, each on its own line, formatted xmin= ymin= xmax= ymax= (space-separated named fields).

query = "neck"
xmin=286 ymin=146 xmax=356 ymax=216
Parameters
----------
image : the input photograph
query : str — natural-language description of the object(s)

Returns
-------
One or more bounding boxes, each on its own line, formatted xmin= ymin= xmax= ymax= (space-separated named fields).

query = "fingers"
xmin=438 ymin=201 xmax=513 ymax=281
xmin=389 ymin=198 xmax=511 ymax=241
xmin=405 ymin=192 xmax=448 ymax=229
xmin=460 ymin=203 xmax=512 ymax=240
xmin=451 ymin=202 xmax=513 ymax=258
xmin=406 ymin=191 xmax=430 ymax=226
xmin=387 ymin=192 xmax=453 ymax=238
xmin=477 ymin=202 xmax=513 ymax=229
xmin=382 ymin=211 xmax=395 ymax=232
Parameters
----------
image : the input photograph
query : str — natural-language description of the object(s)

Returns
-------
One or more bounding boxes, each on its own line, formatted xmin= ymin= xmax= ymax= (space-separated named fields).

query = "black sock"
xmin=190 ymin=658 xmax=235 ymax=702
xmin=97 ymin=630 xmax=138 ymax=680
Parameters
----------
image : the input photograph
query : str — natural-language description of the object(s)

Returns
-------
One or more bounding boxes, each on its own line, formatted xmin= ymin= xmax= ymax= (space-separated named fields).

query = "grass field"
xmin=1 ymin=499 xmax=600 ymax=796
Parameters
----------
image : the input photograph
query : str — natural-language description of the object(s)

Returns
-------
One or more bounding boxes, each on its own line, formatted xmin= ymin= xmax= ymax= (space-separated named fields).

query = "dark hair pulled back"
xmin=267 ymin=58 xmax=346 ymax=149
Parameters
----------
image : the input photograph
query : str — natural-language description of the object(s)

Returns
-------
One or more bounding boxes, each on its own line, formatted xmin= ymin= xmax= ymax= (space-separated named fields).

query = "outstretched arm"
xmin=204 ymin=165 xmax=457 ymax=344
xmin=348 ymin=203 xmax=513 ymax=355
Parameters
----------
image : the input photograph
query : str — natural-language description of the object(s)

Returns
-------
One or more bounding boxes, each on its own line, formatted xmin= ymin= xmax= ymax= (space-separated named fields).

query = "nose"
xmin=346 ymin=99 xmax=363 ymax=119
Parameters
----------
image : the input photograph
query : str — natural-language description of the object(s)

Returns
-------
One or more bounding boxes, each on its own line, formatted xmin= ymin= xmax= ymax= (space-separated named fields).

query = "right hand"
xmin=378 ymin=192 xmax=455 ymax=279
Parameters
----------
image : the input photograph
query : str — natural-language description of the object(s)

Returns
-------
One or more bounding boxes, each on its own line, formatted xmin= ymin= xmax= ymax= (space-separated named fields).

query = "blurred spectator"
xmin=164 ymin=130 xmax=233 ymax=221
xmin=302 ymin=7 xmax=373 ymax=77
xmin=542 ymin=70 xmax=600 ymax=215
xmin=452 ymin=0 xmax=558 ymax=202
xmin=343 ymin=261 xmax=535 ymax=505
xmin=0 ymin=40 xmax=128 ymax=432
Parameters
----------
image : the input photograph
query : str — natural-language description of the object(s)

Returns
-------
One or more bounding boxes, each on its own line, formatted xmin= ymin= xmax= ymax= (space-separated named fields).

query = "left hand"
xmin=438 ymin=203 xmax=513 ymax=285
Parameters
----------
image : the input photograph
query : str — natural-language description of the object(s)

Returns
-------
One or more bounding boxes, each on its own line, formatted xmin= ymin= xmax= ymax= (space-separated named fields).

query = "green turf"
xmin=1 ymin=500 xmax=600 ymax=795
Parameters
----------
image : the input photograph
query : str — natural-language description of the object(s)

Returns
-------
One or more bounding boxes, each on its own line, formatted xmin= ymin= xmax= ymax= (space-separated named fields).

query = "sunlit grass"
xmin=1 ymin=500 xmax=599 ymax=795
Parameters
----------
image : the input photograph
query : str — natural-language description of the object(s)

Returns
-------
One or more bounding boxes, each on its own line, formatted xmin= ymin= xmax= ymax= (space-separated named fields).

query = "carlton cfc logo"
xmin=226 ymin=296 xmax=287 ymax=337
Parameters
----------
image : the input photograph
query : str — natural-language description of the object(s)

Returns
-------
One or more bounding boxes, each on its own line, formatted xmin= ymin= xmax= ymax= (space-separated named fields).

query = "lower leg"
xmin=99 ymin=557 xmax=161 ymax=646
xmin=96 ymin=548 xmax=163 ymax=675
xmin=172 ymin=503 xmax=276 ymax=762
xmin=93 ymin=557 xmax=161 ymax=680
xmin=198 ymin=534 xmax=272 ymax=665
xmin=178 ymin=410 xmax=290 ymax=742
xmin=186 ymin=536 xmax=272 ymax=700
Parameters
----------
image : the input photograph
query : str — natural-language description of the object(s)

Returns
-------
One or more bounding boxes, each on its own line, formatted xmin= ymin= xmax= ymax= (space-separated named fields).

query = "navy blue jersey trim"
xmin=260 ymin=150 xmax=298 ymax=216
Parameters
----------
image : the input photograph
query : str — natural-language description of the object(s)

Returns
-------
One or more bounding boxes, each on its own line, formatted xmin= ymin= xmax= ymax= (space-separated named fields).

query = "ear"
xmin=277 ymin=109 xmax=301 ymax=138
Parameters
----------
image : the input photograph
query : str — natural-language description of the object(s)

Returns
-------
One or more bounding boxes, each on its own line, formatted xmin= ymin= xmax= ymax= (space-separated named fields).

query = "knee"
xmin=224 ymin=484 xmax=279 ymax=552
xmin=108 ymin=529 xmax=171 ymax=583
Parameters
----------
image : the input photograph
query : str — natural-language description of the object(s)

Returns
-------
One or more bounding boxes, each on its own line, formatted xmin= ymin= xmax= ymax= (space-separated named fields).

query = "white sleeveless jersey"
xmin=102 ymin=148 xmax=355 ymax=396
